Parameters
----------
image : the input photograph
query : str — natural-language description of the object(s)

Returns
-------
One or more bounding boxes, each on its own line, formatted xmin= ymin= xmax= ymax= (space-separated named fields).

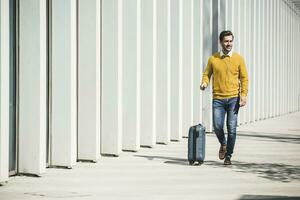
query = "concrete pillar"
xmin=77 ymin=0 xmax=101 ymax=161
xmin=140 ymin=0 xmax=155 ymax=146
xmin=212 ymin=0 xmax=225 ymax=53
xmin=232 ymin=0 xmax=236 ymax=33
xmin=178 ymin=0 xmax=183 ymax=137
xmin=293 ymin=10 xmax=296 ymax=111
xmin=101 ymin=0 xmax=122 ymax=155
xmin=122 ymin=0 xmax=140 ymax=151
xmin=286 ymin=4 xmax=289 ymax=113
xmin=218 ymin=0 xmax=225 ymax=32
xmin=283 ymin=2 xmax=286 ymax=114
xmin=290 ymin=6 xmax=292 ymax=112
xmin=51 ymin=0 xmax=77 ymax=167
xmin=266 ymin=0 xmax=273 ymax=118
xmin=243 ymin=0 xmax=249 ymax=123
xmin=275 ymin=0 xmax=279 ymax=115
xmin=276 ymin=0 xmax=280 ymax=116
xmin=193 ymin=0 xmax=202 ymax=125
xmin=280 ymin=1 xmax=282 ymax=115
xmin=266 ymin=0 xmax=271 ymax=118
xmin=249 ymin=0 xmax=253 ymax=122
xmin=0 ymin=0 xmax=10 ymax=183
xmin=261 ymin=0 xmax=266 ymax=119
xmin=288 ymin=3 xmax=291 ymax=113
xmin=262 ymin=0 xmax=266 ymax=119
xmin=270 ymin=0 xmax=274 ymax=118
xmin=202 ymin=0 xmax=213 ymax=132
xmin=18 ymin=0 xmax=47 ymax=174
xmin=266 ymin=0 xmax=270 ymax=118
xmin=181 ymin=0 xmax=192 ymax=137
xmin=288 ymin=4 xmax=290 ymax=113
xmin=251 ymin=0 xmax=259 ymax=122
xmin=290 ymin=5 xmax=293 ymax=112
xmin=298 ymin=21 xmax=300 ymax=111
xmin=246 ymin=0 xmax=252 ymax=123
xmin=156 ymin=0 xmax=170 ymax=143
xmin=290 ymin=7 xmax=294 ymax=112
xmin=296 ymin=13 xmax=299 ymax=111
xmin=257 ymin=0 xmax=262 ymax=121
xmin=234 ymin=0 xmax=241 ymax=124
xmin=238 ymin=0 xmax=245 ymax=125
xmin=170 ymin=0 xmax=180 ymax=140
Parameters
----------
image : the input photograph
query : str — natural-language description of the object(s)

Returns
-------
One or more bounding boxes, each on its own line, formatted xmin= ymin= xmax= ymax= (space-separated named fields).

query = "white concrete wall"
xmin=0 ymin=0 xmax=9 ymax=183
xmin=51 ymin=0 xmax=77 ymax=167
xmin=78 ymin=0 xmax=101 ymax=161
xmin=18 ymin=0 xmax=47 ymax=175
xmin=225 ymin=0 xmax=300 ymax=125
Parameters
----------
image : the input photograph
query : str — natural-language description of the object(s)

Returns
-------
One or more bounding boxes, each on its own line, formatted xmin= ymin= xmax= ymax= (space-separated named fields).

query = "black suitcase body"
xmin=188 ymin=124 xmax=206 ymax=165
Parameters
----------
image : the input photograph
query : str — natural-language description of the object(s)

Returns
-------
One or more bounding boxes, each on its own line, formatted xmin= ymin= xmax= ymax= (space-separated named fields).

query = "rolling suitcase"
xmin=188 ymin=124 xmax=206 ymax=165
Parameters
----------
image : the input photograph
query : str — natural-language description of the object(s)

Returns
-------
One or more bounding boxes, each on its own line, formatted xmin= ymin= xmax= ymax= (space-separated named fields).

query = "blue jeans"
xmin=213 ymin=97 xmax=240 ymax=159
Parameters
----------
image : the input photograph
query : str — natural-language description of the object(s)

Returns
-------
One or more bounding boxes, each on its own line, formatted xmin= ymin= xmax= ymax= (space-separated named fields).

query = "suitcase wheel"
xmin=189 ymin=160 xmax=194 ymax=165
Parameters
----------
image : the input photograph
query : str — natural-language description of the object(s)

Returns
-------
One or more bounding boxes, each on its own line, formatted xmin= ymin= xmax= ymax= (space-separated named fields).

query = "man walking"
xmin=200 ymin=30 xmax=248 ymax=165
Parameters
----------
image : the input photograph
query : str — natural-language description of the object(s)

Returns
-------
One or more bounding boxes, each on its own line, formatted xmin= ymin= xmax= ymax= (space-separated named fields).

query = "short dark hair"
xmin=219 ymin=30 xmax=234 ymax=41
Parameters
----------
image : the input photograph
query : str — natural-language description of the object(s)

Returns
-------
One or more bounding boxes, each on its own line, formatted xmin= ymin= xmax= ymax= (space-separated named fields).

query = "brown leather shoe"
xmin=224 ymin=157 xmax=232 ymax=165
xmin=219 ymin=144 xmax=227 ymax=160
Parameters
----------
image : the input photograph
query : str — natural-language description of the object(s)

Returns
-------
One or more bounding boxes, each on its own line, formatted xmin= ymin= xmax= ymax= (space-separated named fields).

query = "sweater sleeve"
xmin=239 ymin=56 xmax=249 ymax=97
xmin=201 ymin=57 xmax=213 ymax=86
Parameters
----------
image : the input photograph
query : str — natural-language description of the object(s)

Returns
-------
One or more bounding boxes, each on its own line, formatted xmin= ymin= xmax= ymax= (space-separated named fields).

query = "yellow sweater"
xmin=201 ymin=52 xmax=248 ymax=99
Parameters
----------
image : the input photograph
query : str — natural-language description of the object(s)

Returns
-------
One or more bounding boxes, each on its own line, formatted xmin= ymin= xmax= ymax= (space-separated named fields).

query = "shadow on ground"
xmin=237 ymin=131 xmax=300 ymax=144
xmin=135 ymin=155 xmax=300 ymax=183
xmin=205 ymin=160 xmax=300 ymax=183
xmin=239 ymin=194 xmax=300 ymax=200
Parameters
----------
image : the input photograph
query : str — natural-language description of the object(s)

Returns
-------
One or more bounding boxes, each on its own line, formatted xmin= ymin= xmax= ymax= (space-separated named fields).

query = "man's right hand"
xmin=200 ymin=83 xmax=207 ymax=90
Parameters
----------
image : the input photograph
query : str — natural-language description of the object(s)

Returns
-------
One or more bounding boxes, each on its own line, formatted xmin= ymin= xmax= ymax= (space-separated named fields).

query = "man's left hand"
xmin=239 ymin=96 xmax=247 ymax=107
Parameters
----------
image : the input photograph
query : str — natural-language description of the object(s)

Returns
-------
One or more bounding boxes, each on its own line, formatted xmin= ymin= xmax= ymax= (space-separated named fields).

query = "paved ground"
xmin=1 ymin=112 xmax=300 ymax=200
